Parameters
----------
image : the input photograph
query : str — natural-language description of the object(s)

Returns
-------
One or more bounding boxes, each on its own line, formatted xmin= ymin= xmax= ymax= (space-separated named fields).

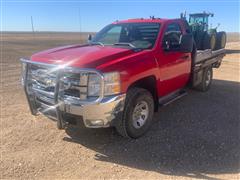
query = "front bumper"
xmin=21 ymin=59 xmax=126 ymax=128
xmin=34 ymin=94 xmax=126 ymax=128
xmin=60 ymin=94 xmax=126 ymax=127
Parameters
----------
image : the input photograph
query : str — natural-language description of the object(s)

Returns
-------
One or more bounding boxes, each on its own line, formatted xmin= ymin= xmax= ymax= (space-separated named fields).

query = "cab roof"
xmin=113 ymin=18 xmax=171 ymax=24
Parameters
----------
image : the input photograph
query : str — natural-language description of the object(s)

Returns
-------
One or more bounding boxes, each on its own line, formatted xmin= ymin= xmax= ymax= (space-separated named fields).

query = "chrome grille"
xmin=28 ymin=65 xmax=57 ymax=104
xmin=21 ymin=59 xmax=104 ymax=107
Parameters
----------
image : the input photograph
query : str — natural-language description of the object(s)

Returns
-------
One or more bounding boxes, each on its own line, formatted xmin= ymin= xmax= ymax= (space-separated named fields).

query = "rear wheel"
xmin=115 ymin=88 xmax=154 ymax=138
xmin=195 ymin=66 xmax=213 ymax=92
xmin=203 ymin=33 xmax=216 ymax=50
xmin=215 ymin=31 xmax=227 ymax=50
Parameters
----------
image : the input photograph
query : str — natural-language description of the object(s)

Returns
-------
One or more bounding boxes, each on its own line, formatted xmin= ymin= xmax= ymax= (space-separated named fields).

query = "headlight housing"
xmin=60 ymin=70 xmax=120 ymax=99
xmin=88 ymin=73 xmax=101 ymax=97
xmin=87 ymin=72 xmax=120 ymax=97
xmin=103 ymin=72 xmax=120 ymax=96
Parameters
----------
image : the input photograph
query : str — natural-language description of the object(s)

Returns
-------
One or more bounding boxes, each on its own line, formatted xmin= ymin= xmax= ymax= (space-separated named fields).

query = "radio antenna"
xmin=78 ymin=8 xmax=82 ymax=42
xmin=31 ymin=16 xmax=35 ymax=34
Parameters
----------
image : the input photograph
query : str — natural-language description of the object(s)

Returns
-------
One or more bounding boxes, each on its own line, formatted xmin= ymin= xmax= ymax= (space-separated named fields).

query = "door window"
xmin=162 ymin=23 xmax=183 ymax=50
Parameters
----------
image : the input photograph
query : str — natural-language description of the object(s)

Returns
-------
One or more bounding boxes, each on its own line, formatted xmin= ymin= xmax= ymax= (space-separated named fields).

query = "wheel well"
xmin=128 ymin=76 xmax=158 ymax=112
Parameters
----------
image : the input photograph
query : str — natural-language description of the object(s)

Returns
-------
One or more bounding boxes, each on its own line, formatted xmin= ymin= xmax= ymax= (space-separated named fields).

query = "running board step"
xmin=159 ymin=90 xmax=188 ymax=106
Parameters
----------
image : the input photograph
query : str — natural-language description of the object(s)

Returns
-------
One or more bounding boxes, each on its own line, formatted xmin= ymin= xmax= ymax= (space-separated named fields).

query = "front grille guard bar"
xmin=20 ymin=58 xmax=105 ymax=129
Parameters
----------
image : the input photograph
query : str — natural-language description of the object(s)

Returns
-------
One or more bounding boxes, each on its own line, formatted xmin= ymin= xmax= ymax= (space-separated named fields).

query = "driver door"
xmin=156 ymin=22 xmax=191 ymax=96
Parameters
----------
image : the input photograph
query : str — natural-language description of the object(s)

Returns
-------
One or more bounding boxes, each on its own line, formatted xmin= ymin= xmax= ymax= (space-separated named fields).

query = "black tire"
xmin=194 ymin=31 xmax=205 ymax=50
xmin=215 ymin=31 xmax=227 ymax=50
xmin=195 ymin=66 xmax=213 ymax=92
xmin=203 ymin=33 xmax=216 ymax=50
xmin=115 ymin=87 xmax=154 ymax=138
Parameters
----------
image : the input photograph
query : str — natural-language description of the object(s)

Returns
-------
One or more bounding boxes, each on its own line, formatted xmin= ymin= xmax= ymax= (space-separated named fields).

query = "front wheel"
xmin=115 ymin=88 xmax=154 ymax=138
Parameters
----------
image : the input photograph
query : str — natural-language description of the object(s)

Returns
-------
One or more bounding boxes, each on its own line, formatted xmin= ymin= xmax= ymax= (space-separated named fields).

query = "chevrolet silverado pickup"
xmin=21 ymin=18 xmax=225 ymax=138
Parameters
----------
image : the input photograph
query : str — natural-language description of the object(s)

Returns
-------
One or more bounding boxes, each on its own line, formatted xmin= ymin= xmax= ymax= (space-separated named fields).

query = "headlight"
xmin=88 ymin=73 xmax=101 ymax=97
xmin=103 ymin=72 xmax=120 ymax=96
xmin=87 ymin=72 xmax=120 ymax=97
xmin=21 ymin=62 xmax=27 ymax=85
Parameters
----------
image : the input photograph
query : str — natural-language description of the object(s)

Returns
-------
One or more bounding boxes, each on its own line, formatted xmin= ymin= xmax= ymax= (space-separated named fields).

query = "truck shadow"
xmin=63 ymin=79 xmax=240 ymax=179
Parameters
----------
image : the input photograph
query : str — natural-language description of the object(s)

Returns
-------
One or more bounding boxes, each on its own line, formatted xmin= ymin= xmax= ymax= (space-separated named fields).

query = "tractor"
xmin=182 ymin=12 xmax=226 ymax=50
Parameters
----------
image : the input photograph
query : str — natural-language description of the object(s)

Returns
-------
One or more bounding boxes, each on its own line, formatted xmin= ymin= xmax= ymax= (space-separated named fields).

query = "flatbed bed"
xmin=192 ymin=48 xmax=226 ymax=87
xmin=195 ymin=48 xmax=225 ymax=64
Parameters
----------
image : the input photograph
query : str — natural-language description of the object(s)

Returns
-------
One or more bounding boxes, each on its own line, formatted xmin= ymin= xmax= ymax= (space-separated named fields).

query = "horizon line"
xmin=1 ymin=31 xmax=239 ymax=33
xmin=1 ymin=31 xmax=97 ymax=33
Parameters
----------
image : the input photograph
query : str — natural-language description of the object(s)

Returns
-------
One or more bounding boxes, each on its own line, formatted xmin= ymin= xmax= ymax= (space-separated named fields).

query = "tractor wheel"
xmin=203 ymin=33 xmax=216 ymax=50
xmin=215 ymin=31 xmax=227 ymax=50
xmin=194 ymin=32 xmax=205 ymax=50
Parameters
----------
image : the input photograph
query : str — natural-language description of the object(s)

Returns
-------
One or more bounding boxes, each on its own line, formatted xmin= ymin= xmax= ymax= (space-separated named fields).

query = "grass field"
xmin=1 ymin=32 xmax=240 ymax=179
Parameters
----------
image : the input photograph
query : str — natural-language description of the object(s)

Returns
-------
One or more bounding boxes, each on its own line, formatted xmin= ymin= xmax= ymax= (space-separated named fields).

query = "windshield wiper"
xmin=113 ymin=42 xmax=144 ymax=52
xmin=113 ymin=42 xmax=136 ymax=48
xmin=89 ymin=42 xmax=105 ymax=47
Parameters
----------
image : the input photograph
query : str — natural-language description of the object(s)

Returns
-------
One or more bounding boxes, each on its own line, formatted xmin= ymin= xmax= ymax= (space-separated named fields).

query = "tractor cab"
xmin=189 ymin=12 xmax=213 ymax=32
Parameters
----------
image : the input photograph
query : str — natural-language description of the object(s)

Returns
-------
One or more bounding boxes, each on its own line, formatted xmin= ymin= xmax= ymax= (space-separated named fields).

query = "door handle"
xmin=181 ymin=55 xmax=190 ymax=59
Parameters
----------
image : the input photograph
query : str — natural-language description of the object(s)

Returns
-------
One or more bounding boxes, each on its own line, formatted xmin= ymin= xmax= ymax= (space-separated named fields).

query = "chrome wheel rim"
xmin=132 ymin=101 xmax=149 ymax=129
xmin=206 ymin=70 xmax=211 ymax=86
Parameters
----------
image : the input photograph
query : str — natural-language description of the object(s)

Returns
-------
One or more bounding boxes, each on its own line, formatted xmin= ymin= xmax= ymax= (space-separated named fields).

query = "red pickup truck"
xmin=21 ymin=18 xmax=225 ymax=138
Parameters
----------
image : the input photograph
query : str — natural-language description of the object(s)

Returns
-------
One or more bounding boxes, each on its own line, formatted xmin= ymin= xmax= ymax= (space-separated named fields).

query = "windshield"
xmin=189 ymin=16 xmax=208 ymax=25
xmin=91 ymin=23 xmax=161 ymax=49
xmin=189 ymin=16 xmax=208 ymax=31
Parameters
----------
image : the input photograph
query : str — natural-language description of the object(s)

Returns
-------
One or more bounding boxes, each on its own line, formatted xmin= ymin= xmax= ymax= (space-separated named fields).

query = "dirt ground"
xmin=1 ymin=33 xmax=240 ymax=179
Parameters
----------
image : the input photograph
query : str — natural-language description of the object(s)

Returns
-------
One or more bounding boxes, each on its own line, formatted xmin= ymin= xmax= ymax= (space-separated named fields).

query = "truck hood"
xmin=31 ymin=44 xmax=135 ymax=69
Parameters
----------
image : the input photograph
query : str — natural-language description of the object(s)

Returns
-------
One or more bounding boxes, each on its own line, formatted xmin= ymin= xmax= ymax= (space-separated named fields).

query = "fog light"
xmin=86 ymin=119 xmax=104 ymax=126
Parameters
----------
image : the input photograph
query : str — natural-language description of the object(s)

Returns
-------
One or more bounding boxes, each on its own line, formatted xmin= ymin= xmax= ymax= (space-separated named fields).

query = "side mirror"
xmin=179 ymin=34 xmax=193 ymax=53
xmin=88 ymin=34 xmax=92 ymax=42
